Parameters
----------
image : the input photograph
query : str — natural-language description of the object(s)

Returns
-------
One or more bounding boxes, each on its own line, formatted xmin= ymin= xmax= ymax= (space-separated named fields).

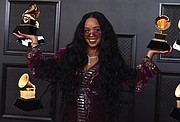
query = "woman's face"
xmin=84 ymin=17 xmax=102 ymax=49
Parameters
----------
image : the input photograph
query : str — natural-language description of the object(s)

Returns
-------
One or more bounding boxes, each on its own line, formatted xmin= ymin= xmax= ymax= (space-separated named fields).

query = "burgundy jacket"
xmin=25 ymin=46 xmax=160 ymax=122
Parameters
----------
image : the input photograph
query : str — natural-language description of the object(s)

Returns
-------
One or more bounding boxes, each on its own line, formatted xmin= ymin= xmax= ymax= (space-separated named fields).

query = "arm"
xmin=13 ymin=31 xmax=66 ymax=80
xmin=25 ymin=46 xmax=66 ymax=80
xmin=134 ymin=56 xmax=160 ymax=92
xmin=134 ymin=47 xmax=172 ymax=92
xmin=25 ymin=46 xmax=44 ymax=79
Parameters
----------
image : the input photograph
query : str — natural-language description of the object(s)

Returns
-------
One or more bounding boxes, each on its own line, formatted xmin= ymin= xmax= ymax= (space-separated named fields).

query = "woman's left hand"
xmin=146 ymin=46 xmax=172 ymax=59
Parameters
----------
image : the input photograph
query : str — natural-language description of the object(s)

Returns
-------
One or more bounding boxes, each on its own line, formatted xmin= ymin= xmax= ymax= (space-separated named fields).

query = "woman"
xmin=13 ymin=11 xmax=171 ymax=122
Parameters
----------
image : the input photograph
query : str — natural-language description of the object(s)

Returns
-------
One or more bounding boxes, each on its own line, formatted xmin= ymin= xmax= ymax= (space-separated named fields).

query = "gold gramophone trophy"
xmin=13 ymin=4 xmax=45 ymax=47
xmin=14 ymin=73 xmax=43 ymax=111
xmin=147 ymin=15 xmax=171 ymax=51
xmin=169 ymin=84 xmax=180 ymax=121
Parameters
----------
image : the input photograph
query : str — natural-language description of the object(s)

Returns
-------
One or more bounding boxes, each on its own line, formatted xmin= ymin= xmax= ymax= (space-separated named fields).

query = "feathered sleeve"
xmin=134 ymin=56 xmax=160 ymax=92
xmin=25 ymin=46 xmax=66 ymax=80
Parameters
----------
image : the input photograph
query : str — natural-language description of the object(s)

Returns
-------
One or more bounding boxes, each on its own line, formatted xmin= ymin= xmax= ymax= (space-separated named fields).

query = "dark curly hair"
xmin=51 ymin=11 xmax=136 ymax=122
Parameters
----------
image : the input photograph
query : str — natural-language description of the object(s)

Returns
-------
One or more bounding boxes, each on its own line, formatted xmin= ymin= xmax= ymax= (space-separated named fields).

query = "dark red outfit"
xmin=25 ymin=46 xmax=160 ymax=122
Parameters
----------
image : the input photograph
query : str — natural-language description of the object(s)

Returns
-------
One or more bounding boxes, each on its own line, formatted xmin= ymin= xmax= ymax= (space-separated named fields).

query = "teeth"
xmin=90 ymin=39 xmax=96 ymax=42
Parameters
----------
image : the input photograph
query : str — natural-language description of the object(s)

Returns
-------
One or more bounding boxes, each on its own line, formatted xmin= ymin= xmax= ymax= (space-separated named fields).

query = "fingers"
xmin=13 ymin=31 xmax=38 ymax=47
xmin=12 ymin=31 xmax=38 ymax=43
xmin=160 ymin=50 xmax=169 ymax=54
xmin=160 ymin=46 xmax=172 ymax=55
xmin=162 ymin=46 xmax=172 ymax=54
xmin=148 ymin=47 xmax=171 ymax=55
xmin=17 ymin=31 xmax=28 ymax=37
xmin=13 ymin=32 xmax=23 ymax=38
xmin=168 ymin=46 xmax=173 ymax=54
xmin=12 ymin=31 xmax=27 ymax=38
xmin=17 ymin=31 xmax=31 ymax=38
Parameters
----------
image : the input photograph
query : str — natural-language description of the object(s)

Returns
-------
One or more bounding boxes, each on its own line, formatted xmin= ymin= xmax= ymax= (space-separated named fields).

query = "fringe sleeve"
xmin=25 ymin=46 xmax=66 ymax=80
xmin=134 ymin=56 xmax=160 ymax=92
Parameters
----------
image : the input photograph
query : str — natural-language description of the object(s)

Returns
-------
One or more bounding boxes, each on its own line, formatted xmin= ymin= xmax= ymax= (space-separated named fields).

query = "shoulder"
xmin=57 ymin=48 xmax=67 ymax=53
xmin=53 ymin=48 xmax=67 ymax=60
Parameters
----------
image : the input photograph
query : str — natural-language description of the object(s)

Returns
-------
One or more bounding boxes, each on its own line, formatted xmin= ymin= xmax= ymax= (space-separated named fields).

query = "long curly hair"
xmin=54 ymin=11 xmax=135 ymax=122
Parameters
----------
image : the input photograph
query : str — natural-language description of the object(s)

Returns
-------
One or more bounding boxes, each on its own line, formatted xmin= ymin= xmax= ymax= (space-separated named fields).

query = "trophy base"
xmin=169 ymin=107 xmax=180 ymax=121
xmin=14 ymin=97 xmax=43 ymax=111
xmin=13 ymin=25 xmax=45 ymax=47
xmin=147 ymin=40 xmax=170 ymax=51
xmin=147 ymin=32 xmax=170 ymax=51
xmin=13 ymin=25 xmax=38 ymax=35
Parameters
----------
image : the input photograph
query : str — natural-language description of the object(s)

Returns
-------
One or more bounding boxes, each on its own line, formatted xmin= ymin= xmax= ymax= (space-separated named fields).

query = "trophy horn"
xmin=18 ymin=73 xmax=35 ymax=89
xmin=18 ymin=73 xmax=36 ymax=99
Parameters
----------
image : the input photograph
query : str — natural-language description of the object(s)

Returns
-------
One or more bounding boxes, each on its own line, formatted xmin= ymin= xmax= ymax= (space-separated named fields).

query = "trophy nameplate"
xmin=13 ymin=4 xmax=45 ymax=47
xmin=147 ymin=15 xmax=171 ymax=51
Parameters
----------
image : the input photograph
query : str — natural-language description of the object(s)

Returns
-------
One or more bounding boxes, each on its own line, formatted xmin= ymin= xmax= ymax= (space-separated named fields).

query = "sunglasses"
xmin=83 ymin=28 xmax=102 ymax=38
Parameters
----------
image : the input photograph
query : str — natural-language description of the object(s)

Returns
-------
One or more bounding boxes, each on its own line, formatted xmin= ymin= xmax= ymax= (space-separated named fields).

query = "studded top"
xmin=77 ymin=63 xmax=99 ymax=122
xmin=25 ymin=47 xmax=160 ymax=122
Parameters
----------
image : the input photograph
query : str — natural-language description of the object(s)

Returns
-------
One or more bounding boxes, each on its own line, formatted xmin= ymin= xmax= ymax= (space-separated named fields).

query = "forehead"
xmin=84 ymin=18 xmax=100 ymax=27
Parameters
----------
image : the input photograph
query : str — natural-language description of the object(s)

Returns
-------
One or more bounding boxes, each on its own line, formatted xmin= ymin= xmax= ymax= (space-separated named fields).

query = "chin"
xmin=88 ymin=44 xmax=99 ymax=48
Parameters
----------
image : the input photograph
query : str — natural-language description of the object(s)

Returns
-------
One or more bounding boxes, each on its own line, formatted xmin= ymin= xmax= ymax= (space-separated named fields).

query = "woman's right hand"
xmin=146 ymin=46 xmax=172 ymax=59
xmin=13 ymin=31 xmax=38 ymax=47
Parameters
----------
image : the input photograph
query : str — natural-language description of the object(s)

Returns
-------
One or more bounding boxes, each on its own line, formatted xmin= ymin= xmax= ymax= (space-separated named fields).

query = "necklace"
xmin=87 ymin=55 xmax=98 ymax=66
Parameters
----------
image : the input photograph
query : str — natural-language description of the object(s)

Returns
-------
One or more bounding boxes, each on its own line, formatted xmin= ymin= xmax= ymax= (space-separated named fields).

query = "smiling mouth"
xmin=89 ymin=39 xmax=96 ymax=42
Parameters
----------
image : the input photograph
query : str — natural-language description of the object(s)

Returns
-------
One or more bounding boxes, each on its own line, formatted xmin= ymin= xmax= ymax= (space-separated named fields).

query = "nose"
xmin=89 ymin=30 xmax=94 ymax=36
